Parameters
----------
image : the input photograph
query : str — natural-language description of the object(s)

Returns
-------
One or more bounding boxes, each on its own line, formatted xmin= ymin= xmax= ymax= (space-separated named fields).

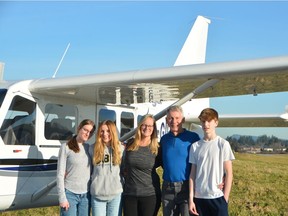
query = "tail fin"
xmin=174 ymin=15 xmax=211 ymax=66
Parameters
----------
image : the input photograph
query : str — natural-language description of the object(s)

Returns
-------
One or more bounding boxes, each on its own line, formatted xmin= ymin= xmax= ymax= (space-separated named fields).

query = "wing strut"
xmin=120 ymin=79 xmax=219 ymax=142
xmin=31 ymin=179 xmax=57 ymax=202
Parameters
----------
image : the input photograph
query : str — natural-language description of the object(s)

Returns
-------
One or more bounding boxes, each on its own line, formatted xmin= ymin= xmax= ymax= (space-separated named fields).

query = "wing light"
xmin=280 ymin=105 xmax=288 ymax=121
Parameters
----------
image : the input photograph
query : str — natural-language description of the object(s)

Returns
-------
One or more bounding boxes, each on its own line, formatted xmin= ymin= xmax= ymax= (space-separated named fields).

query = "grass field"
xmin=228 ymin=153 xmax=288 ymax=216
xmin=1 ymin=153 xmax=287 ymax=216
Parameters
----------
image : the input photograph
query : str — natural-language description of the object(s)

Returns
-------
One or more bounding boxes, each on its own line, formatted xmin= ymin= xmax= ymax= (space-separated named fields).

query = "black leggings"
xmin=123 ymin=194 xmax=161 ymax=216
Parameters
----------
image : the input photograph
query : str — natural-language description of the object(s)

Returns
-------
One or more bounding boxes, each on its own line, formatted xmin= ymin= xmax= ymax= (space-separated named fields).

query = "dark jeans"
xmin=194 ymin=196 xmax=229 ymax=216
xmin=161 ymin=180 xmax=191 ymax=216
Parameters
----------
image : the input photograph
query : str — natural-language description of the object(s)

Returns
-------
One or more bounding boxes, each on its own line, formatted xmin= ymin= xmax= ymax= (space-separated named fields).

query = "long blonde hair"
xmin=126 ymin=114 xmax=159 ymax=155
xmin=93 ymin=120 xmax=122 ymax=165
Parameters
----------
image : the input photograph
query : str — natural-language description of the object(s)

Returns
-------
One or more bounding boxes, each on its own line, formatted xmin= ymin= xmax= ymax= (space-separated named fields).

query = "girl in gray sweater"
xmin=57 ymin=119 xmax=95 ymax=216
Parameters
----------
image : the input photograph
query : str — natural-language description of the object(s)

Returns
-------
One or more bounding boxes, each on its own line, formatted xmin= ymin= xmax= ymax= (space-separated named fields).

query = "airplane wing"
xmin=7 ymin=15 xmax=288 ymax=129
xmin=185 ymin=113 xmax=288 ymax=128
xmin=28 ymin=55 xmax=288 ymax=105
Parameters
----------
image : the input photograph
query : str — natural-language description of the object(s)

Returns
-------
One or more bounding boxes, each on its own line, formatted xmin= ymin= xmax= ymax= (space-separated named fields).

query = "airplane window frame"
xmin=44 ymin=103 xmax=77 ymax=140
xmin=98 ymin=109 xmax=116 ymax=125
xmin=120 ymin=111 xmax=134 ymax=137
xmin=0 ymin=95 xmax=36 ymax=145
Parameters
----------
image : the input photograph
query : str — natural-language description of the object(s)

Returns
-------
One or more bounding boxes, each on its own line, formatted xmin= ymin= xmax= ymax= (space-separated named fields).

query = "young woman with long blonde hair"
xmin=90 ymin=120 xmax=124 ymax=216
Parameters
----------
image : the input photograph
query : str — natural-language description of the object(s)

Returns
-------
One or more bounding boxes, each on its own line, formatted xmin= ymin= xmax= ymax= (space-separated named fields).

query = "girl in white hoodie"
xmin=90 ymin=120 xmax=124 ymax=216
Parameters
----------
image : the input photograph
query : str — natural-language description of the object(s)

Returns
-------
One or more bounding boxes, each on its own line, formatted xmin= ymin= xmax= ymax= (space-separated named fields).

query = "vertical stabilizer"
xmin=0 ymin=62 xmax=4 ymax=81
xmin=174 ymin=15 xmax=211 ymax=66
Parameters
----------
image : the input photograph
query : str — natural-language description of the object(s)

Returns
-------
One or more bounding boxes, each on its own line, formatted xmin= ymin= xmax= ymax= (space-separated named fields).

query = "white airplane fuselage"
xmin=0 ymin=80 xmax=208 ymax=211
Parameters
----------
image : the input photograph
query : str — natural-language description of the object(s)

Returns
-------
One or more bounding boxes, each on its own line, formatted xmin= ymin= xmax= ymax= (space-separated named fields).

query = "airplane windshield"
xmin=0 ymin=95 xmax=36 ymax=145
xmin=0 ymin=89 xmax=7 ymax=108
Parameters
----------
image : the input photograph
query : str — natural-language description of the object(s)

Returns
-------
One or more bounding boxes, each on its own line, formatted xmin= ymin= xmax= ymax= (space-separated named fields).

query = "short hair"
xmin=198 ymin=108 xmax=218 ymax=121
xmin=166 ymin=105 xmax=184 ymax=117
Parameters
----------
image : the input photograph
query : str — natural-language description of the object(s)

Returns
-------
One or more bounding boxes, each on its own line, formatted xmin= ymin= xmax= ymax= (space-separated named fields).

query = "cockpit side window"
xmin=44 ymin=104 xmax=77 ymax=140
xmin=120 ymin=111 xmax=134 ymax=137
xmin=0 ymin=95 xmax=36 ymax=145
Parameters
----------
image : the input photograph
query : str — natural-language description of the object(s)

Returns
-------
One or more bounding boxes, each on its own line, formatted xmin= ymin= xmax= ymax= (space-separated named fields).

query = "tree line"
xmin=226 ymin=135 xmax=288 ymax=153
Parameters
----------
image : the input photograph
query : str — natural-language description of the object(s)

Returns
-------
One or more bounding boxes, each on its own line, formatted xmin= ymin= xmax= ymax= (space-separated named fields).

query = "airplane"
xmin=0 ymin=15 xmax=288 ymax=212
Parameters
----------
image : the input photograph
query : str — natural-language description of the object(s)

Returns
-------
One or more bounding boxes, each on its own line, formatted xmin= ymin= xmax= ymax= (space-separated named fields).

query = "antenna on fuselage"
xmin=52 ymin=43 xmax=70 ymax=78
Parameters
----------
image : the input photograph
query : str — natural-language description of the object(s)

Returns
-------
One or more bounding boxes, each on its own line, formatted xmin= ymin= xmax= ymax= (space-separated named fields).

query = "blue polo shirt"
xmin=160 ymin=129 xmax=200 ymax=182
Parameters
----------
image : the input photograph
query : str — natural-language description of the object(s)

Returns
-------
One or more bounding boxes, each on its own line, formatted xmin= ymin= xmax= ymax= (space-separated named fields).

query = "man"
xmin=189 ymin=108 xmax=235 ymax=216
xmin=159 ymin=105 xmax=200 ymax=216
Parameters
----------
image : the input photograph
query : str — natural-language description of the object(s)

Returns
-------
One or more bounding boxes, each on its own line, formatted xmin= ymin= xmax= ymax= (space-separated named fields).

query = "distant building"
xmin=240 ymin=147 xmax=261 ymax=154
xmin=262 ymin=147 xmax=273 ymax=152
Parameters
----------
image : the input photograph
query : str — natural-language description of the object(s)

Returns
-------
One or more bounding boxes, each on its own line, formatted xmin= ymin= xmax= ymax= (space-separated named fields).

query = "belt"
xmin=163 ymin=180 xmax=188 ymax=187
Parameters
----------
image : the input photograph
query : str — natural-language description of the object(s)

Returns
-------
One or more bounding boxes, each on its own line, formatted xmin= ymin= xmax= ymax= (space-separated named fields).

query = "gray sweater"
xmin=89 ymin=144 xmax=123 ymax=200
xmin=57 ymin=143 xmax=92 ymax=203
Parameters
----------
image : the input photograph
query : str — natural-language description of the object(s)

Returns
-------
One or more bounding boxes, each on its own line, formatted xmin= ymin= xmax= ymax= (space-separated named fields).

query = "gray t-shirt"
xmin=123 ymin=145 xmax=161 ymax=197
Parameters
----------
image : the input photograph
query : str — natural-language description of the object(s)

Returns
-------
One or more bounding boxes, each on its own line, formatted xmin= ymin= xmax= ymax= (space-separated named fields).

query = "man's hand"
xmin=189 ymin=200 xmax=199 ymax=216
xmin=218 ymin=182 xmax=225 ymax=190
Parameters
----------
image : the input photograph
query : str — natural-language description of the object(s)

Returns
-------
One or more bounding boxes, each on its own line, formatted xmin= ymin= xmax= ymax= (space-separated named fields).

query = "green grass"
xmin=229 ymin=153 xmax=288 ymax=216
xmin=1 ymin=153 xmax=288 ymax=216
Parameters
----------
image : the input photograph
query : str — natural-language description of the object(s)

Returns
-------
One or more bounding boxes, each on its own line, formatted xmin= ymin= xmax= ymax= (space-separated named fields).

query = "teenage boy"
xmin=189 ymin=108 xmax=235 ymax=216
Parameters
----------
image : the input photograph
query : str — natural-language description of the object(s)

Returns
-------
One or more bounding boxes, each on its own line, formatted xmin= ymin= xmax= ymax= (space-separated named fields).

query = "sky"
xmin=0 ymin=1 xmax=288 ymax=139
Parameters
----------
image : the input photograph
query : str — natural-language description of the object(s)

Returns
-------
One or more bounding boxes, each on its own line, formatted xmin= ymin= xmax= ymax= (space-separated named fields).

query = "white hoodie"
xmin=89 ymin=144 xmax=123 ymax=200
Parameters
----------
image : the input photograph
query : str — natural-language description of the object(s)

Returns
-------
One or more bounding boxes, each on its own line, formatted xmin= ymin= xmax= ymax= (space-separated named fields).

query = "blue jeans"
xmin=91 ymin=193 xmax=122 ymax=216
xmin=60 ymin=189 xmax=91 ymax=216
